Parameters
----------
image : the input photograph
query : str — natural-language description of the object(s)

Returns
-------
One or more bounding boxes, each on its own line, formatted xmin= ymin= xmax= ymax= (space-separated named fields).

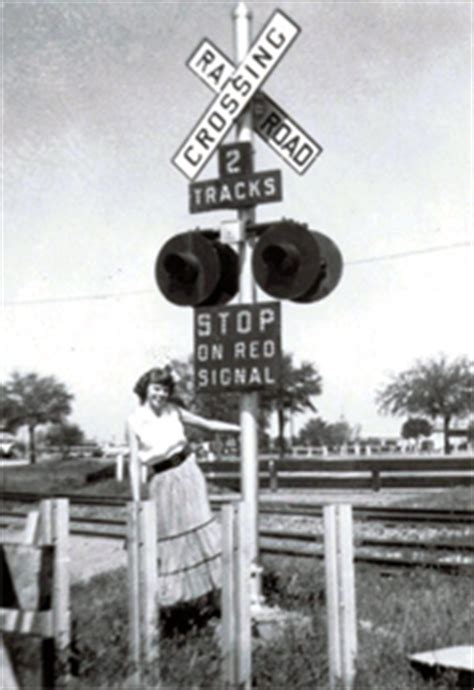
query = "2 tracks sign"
xmin=189 ymin=142 xmax=282 ymax=213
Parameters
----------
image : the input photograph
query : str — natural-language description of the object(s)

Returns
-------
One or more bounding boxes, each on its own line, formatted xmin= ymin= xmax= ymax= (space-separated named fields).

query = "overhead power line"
xmin=3 ymin=289 xmax=152 ymax=307
xmin=347 ymin=241 xmax=471 ymax=265
xmin=2 ymin=240 xmax=471 ymax=307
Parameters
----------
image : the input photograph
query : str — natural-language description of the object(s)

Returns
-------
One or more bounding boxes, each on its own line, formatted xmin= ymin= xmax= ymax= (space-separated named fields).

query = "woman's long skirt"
xmin=148 ymin=454 xmax=221 ymax=607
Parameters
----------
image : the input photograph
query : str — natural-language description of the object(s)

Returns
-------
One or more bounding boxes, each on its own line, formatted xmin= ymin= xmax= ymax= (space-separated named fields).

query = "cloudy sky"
xmin=3 ymin=1 xmax=472 ymax=443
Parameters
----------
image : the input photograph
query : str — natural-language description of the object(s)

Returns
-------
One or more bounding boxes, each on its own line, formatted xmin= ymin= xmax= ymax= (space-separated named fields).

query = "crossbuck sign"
xmin=172 ymin=10 xmax=310 ymax=180
xmin=187 ymin=40 xmax=322 ymax=176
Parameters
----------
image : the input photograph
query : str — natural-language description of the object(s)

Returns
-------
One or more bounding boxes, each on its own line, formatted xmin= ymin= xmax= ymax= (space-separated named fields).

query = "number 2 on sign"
xmin=225 ymin=149 xmax=241 ymax=175
xmin=218 ymin=142 xmax=253 ymax=178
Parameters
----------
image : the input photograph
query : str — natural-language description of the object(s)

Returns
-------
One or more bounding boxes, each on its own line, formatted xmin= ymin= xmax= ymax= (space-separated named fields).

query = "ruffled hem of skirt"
xmin=158 ymin=516 xmax=221 ymax=606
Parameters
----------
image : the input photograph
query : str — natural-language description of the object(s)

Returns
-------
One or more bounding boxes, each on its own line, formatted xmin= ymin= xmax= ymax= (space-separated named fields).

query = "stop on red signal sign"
xmin=194 ymin=302 xmax=281 ymax=393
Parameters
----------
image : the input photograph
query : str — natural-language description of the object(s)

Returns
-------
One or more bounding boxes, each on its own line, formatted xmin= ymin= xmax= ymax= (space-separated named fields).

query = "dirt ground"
xmin=69 ymin=535 xmax=127 ymax=583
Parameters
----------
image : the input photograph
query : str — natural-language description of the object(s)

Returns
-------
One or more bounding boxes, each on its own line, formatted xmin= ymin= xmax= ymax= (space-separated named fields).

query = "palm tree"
xmin=262 ymin=354 xmax=323 ymax=457
xmin=376 ymin=354 xmax=473 ymax=454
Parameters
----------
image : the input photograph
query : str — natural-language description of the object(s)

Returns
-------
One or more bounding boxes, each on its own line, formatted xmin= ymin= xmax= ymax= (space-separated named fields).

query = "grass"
xmin=395 ymin=486 xmax=473 ymax=511
xmin=354 ymin=566 xmax=473 ymax=689
xmin=74 ymin=560 xmax=474 ymax=689
xmin=0 ymin=458 xmax=110 ymax=494
xmin=5 ymin=556 xmax=472 ymax=689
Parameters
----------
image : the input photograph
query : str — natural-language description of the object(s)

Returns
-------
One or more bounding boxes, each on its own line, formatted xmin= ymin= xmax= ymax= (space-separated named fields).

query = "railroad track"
xmin=1 ymin=503 xmax=472 ymax=575
xmin=1 ymin=490 xmax=473 ymax=525
xmin=3 ymin=508 xmax=471 ymax=553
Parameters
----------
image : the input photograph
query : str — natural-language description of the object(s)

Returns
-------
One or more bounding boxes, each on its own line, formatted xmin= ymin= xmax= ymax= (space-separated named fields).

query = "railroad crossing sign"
xmin=187 ymin=38 xmax=323 ymax=175
xmin=194 ymin=301 xmax=281 ymax=392
xmin=172 ymin=10 xmax=301 ymax=180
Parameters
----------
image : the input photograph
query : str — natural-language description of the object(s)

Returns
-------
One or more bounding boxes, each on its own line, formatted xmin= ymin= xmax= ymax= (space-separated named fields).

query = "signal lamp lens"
xmin=163 ymin=253 xmax=199 ymax=284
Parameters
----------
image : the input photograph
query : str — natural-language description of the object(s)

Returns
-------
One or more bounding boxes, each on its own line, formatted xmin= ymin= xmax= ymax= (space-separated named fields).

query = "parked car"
xmin=0 ymin=431 xmax=18 ymax=459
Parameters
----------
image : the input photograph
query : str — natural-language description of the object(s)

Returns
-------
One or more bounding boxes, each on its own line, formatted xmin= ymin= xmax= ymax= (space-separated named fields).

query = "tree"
xmin=401 ymin=417 xmax=432 ymax=448
xmin=261 ymin=354 xmax=323 ymax=456
xmin=324 ymin=420 xmax=353 ymax=448
xmin=43 ymin=422 xmax=85 ymax=458
xmin=0 ymin=384 xmax=23 ymax=432
xmin=376 ymin=354 xmax=473 ymax=454
xmin=298 ymin=417 xmax=353 ymax=448
xmin=2 ymin=372 xmax=74 ymax=463
xmin=298 ymin=417 xmax=328 ymax=447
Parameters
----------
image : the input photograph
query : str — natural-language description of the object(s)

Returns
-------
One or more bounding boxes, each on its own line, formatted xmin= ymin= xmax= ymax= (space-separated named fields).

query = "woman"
xmin=127 ymin=364 xmax=240 ymax=607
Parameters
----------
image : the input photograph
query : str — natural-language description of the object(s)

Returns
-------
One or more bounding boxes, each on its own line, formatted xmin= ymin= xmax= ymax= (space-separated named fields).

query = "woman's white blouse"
xmin=128 ymin=404 xmax=186 ymax=464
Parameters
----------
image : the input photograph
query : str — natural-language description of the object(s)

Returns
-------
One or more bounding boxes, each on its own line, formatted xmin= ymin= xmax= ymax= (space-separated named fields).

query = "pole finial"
xmin=233 ymin=1 xmax=252 ymax=20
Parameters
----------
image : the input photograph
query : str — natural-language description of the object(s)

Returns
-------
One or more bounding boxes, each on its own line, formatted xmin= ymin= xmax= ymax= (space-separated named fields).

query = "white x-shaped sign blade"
xmin=172 ymin=10 xmax=300 ymax=181
xmin=187 ymin=38 xmax=323 ymax=176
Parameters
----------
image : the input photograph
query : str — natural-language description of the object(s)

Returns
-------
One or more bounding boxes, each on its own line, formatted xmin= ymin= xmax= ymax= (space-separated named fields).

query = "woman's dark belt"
xmin=149 ymin=446 xmax=190 ymax=476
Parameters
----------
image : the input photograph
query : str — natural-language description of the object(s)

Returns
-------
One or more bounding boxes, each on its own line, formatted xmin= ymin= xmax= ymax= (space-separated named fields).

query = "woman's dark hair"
xmin=133 ymin=367 xmax=175 ymax=404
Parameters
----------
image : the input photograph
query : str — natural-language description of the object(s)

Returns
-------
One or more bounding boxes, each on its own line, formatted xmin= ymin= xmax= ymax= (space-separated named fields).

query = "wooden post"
xmin=221 ymin=501 xmax=252 ymax=689
xmin=40 ymin=498 xmax=71 ymax=683
xmin=371 ymin=468 xmax=381 ymax=491
xmin=51 ymin=500 xmax=70 ymax=654
xmin=323 ymin=504 xmax=357 ymax=690
xmin=127 ymin=500 xmax=159 ymax=684
xmin=236 ymin=503 xmax=252 ymax=688
xmin=0 ymin=507 xmax=42 ymax=690
xmin=0 ymin=636 xmax=19 ymax=689
xmin=23 ymin=510 xmax=41 ymax=544
xmin=324 ymin=506 xmax=341 ymax=685
xmin=127 ymin=502 xmax=141 ymax=680
xmin=268 ymin=458 xmax=278 ymax=492
xmin=0 ymin=499 xmax=71 ymax=690
xmin=221 ymin=503 xmax=238 ymax=686
xmin=138 ymin=501 xmax=159 ymax=665
xmin=116 ymin=452 xmax=124 ymax=481
xmin=338 ymin=507 xmax=357 ymax=686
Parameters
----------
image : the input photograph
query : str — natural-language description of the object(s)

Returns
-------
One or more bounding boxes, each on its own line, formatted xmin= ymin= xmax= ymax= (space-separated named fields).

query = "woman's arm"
xmin=180 ymin=408 xmax=240 ymax=434
xmin=126 ymin=421 xmax=141 ymax=501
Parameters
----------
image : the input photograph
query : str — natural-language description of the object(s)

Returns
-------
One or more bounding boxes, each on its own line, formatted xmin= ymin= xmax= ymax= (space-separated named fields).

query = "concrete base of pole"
xmin=214 ymin=606 xmax=312 ymax=649
xmin=250 ymin=605 xmax=313 ymax=644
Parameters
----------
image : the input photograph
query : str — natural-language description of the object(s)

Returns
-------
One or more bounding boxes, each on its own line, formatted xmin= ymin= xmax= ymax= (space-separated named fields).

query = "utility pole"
xmin=233 ymin=1 xmax=263 ymax=608
xmin=163 ymin=0 xmax=336 ymax=611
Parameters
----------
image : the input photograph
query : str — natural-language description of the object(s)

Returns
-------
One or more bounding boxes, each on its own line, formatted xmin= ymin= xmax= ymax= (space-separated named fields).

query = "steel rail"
xmin=2 ymin=511 xmax=473 ymax=569
xmin=2 ymin=515 xmax=470 ymax=575
xmin=1 ymin=490 xmax=473 ymax=524
xmin=260 ymin=545 xmax=474 ymax=574
xmin=3 ymin=509 xmax=472 ymax=551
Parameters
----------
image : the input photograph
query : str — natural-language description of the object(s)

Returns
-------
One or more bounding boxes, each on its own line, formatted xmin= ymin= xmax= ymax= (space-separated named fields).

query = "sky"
xmin=2 ymin=0 xmax=472 ymax=444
